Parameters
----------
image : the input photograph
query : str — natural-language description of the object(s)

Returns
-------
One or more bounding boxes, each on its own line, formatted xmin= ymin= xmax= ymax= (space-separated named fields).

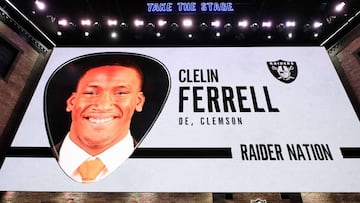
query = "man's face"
xmin=66 ymin=65 xmax=145 ymax=155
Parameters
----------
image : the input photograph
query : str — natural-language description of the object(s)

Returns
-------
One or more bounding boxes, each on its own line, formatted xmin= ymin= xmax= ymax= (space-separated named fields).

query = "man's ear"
xmin=66 ymin=93 xmax=76 ymax=112
xmin=135 ymin=92 xmax=145 ymax=112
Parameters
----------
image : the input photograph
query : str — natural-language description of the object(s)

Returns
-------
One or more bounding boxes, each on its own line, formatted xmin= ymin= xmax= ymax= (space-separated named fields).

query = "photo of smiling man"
xmin=58 ymin=64 xmax=145 ymax=183
xmin=44 ymin=52 xmax=170 ymax=184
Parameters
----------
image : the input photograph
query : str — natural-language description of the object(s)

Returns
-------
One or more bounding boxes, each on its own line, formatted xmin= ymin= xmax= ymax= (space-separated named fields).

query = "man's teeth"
xmin=88 ymin=117 xmax=114 ymax=124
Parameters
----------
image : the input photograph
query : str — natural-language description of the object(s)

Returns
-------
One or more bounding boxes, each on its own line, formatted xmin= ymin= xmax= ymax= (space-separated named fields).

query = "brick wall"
xmin=0 ymin=21 xmax=39 ymax=135
xmin=0 ymin=20 xmax=51 ymax=164
xmin=328 ymin=24 xmax=360 ymax=116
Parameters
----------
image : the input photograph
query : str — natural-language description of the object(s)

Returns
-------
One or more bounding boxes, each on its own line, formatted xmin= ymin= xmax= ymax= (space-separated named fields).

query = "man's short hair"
xmin=76 ymin=62 xmax=144 ymax=91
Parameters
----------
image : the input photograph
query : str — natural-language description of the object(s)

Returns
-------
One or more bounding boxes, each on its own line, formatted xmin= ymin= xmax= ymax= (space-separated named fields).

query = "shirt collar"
xmin=58 ymin=131 xmax=135 ymax=181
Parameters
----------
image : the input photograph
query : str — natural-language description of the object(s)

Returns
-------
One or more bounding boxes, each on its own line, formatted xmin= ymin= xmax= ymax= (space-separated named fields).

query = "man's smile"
xmin=87 ymin=117 xmax=115 ymax=124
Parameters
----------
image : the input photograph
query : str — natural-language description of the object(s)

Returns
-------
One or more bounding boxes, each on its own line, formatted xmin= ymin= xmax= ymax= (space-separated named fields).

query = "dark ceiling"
xmin=1 ymin=0 xmax=360 ymax=47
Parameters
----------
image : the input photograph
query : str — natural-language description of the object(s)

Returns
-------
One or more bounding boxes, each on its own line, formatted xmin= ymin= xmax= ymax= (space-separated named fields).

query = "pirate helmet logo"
xmin=267 ymin=60 xmax=298 ymax=83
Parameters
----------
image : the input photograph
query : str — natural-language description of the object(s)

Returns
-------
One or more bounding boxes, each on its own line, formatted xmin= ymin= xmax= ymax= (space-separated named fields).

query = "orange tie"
xmin=77 ymin=157 xmax=105 ymax=182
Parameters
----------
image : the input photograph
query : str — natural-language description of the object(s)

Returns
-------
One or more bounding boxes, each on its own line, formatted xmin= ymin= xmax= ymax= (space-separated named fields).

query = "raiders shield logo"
xmin=267 ymin=60 xmax=298 ymax=83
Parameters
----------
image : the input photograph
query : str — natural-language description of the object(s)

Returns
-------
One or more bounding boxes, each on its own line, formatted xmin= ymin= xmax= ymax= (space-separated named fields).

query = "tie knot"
xmin=77 ymin=157 xmax=105 ymax=182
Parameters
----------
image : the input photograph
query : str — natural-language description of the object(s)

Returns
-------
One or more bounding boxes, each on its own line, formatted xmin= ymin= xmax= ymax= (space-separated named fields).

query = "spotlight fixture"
xmin=224 ymin=23 xmax=232 ymax=32
xmin=285 ymin=21 xmax=296 ymax=28
xmin=250 ymin=22 xmax=259 ymax=31
xmin=171 ymin=22 xmax=179 ymax=31
xmin=80 ymin=19 xmax=92 ymax=26
xmin=134 ymin=19 xmax=144 ymax=27
xmin=84 ymin=31 xmax=90 ymax=37
xmin=46 ymin=15 xmax=56 ymax=23
xmin=238 ymin=20 xmax=248 ymax=28
xmin=215 ymin=32 xmax=221 ymax=38
xmin=200 ymin=22 xmax=208 ymax=31
xmin=91 ymin=21 xmax=100 ymax=30
xmin=158 ymin=19 xmax=167 ymax=27
xmin=107 ymin=19 xmax=118 ymax=26
xmin=211 ymin=20 xmax=221 ymax=28
xmin=313 ymin=21 xmax=323 ymax=28
xmin=56 ymin=31 xmax=62 ymax=36
xmin=335 ymin=2 xmax=346 ymax=12
xmin=262 ymin=21 xmax=272 ymax=28
xmin=58 ymin=19 xmax=68 ymax=27
xmin=303 ymin=23 xmax=311 ymax=32
xmin=187 ymin=33 xmax=193 ymax=38
xmin=182 ymin=18 xmax=193 ymax=28
xmin=276 ymin=23 xmax=285 ymax=32
xmin=287 ymin=32 xmax=294 ymax=39
xmin=110 ymin=31 xmax=118 ymax=38
xmin=146 ymin=22 xmax=155 ymax=31
xmin=35 ymin=0 xmax=46 ymax=10
xmin=119 ymin=22 xmax=128 ymax=30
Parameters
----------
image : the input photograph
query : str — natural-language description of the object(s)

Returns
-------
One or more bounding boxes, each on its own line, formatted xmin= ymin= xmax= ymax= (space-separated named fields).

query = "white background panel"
xmin=2 ymin=47 xmax=360 ymax=191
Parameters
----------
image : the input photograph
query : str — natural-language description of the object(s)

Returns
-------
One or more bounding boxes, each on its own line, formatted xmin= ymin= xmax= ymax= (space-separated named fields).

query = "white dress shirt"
xmin=58 ymin=131 xmax=135 ymax=183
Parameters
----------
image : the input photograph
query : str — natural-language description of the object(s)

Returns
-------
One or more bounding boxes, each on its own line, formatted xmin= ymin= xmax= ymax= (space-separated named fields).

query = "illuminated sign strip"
xmin=146 ymin=2 xmax=234 ymax=13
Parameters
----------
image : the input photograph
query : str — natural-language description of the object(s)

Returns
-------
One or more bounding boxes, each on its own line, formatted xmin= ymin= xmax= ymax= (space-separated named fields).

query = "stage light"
xmin=146 ymin=22 xmax=155 ymax=31
xmin=134 ymin=19 xmax=144 ymax=27
xmin=326 ymin=16 xmax=337 ymax=24
xmin=84 ymin=31 xmax=90 ymax=37
xmin=182 ymin=18 xmax=193 ymax=28
xmin=171 ymin=23 xmax=179 ymax=31
xmin=314 ymin=32 xmax=319 ymax=38
xmin=267 ymin=35 xmax=272 ymax=39
xmin=58 ymin=19 xmax=68 ymax=27
xmin=215 ymin=32 xmax=221 ymax=37
xmin=110 ymin=31 xmax=118 ymax=38
xmin=158 ymin=19 xmax=167 ymax=27
xmin=211 ymin=20 xmax=221 ymax=28
xmin=335 ymin=2 xmax=346 ymax=12
xmin=46 ymin=15 xmax=56 ymax=23
xmin=187 ymin=33 xmax=193 ymax=38
xmin=287 ymin=32 xmax=294 ymax=39
xmin=120 ymin=22 xmax=128 ymax=30
xmin=224 ymin=23 xmax=232 ymax=32
xmin=262 ymin=21 xmax=272 ymax=28
xmin=156 ymin=32 xmax=161 ymax=37
xmin=107 ymin=19 xmax=118 ymax=26
xmin=238 ymin=20 xmax=248 ymax=28
xmin=285 ymin=21 xmax=296 ymax=27
xmin=56 ymin=31 xmax=62 ymax=36
xmin=303 ymin=23 xmax=311 ymax=32
xmin=81 ymin=19 xmax=92 ymax=26
xmin=35 ymin=0 xmax=46 ymax=10
xmin=250 ymin=22 xmax=259 ymax=31
xmin=200 ymin=22 xmax=208 ymax=31
xmin=313 ymin=21 xmax=323 ymax=28
xmin=276 ymin=23 xmax=285 ymax=32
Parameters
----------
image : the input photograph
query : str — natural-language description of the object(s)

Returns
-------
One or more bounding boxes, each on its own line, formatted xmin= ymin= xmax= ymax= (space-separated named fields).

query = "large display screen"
xmin=1 ymin=47 xmax=359 ymax=192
